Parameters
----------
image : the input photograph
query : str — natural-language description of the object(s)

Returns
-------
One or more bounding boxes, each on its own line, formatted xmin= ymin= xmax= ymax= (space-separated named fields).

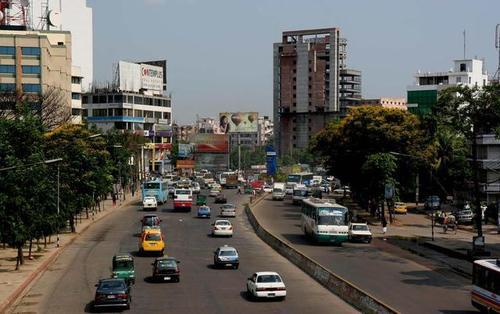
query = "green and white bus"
xmin=301 ymin=198 xmax=349 ymax=244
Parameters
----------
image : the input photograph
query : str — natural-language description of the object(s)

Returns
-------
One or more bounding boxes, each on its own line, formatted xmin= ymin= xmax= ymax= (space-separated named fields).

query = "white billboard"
xmin=118 ymin=61 xmax=164 ymax=94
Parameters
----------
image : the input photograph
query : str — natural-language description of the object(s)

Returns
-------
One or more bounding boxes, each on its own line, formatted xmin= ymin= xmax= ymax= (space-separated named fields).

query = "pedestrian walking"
xmin=382 ymin=219 xmax=388 ymax=240
xmin=237 ymin=185 xmax=242 ymax=194
xmin=112 ymin=193 xmax=117 ymax=207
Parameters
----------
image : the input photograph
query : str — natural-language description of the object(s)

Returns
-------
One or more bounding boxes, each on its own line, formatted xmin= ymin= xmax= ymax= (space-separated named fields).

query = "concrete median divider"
xmin=245 ymin=199 xmax=399 ymax=314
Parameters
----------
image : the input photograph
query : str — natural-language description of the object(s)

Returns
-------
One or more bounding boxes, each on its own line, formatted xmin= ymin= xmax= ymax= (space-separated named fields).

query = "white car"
xmin=212 ymin=219 xmax=233 ymax=237
xmin=220 ymin=204 xmax=236 ymax=218
xmin=246 ymin=272 xmax=286 ymax=300
xmin=209 ymin=188 xmax=221 ymax=197
xmin=143 ymin=196 xmax=158 ymax=210
xmin=348 ymin=223 xmax=372 ymax=243
xmin=262 ymin=185 xmax=273 ymax=193
xmin=191 ymin=182 xmax=201 ymax=194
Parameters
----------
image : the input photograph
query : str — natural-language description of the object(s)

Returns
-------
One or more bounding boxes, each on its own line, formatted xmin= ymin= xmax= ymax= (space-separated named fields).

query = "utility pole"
xmin=56 ymin=164 xmax=60 ymax=248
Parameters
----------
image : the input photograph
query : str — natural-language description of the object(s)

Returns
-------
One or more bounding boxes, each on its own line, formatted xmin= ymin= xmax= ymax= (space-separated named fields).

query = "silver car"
xmin=220 ymin=204 xmax=236 ymax=218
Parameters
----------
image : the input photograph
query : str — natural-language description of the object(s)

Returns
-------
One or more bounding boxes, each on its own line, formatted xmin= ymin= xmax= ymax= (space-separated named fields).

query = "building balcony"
xmin=86 ymin=116 xmax=145 ymax=123
xmin=481 ymin=183 xmax=500 ymax=193
xmin=479 ymin=159 xmax=500 ymax=170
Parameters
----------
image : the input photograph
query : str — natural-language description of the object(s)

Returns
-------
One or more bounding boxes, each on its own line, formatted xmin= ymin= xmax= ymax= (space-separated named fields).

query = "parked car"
xmin=246 ymin=272 xmax=286 ymax=300
xmin=455 ymin=209 xmax=474 ymax=224
xmin=348 ymin=223 xmax=372 ymax=243
xmin=212 ymin=219 xmax=233 ymax=237
xmin=142 ymin=196 xmax=157 ymax=211
xmin=111 ymin=254 xmax=135 ymax=285
xmin=197 ymin=205 xmax=211 ymax=218
xmin=215 ymin=193 xmax=227 ymax=204
xmin=151 ymin=257 xmax=180 ymax=282
xmin=220 ymin=204 xmax=237 ymax=218
xmin=424 ymin=195 xmax=441 ymax=210
xmin=213 ymin=245 xmax=239 ymax=269
xmin=394 ymin=202 xmax=408 ymax=214
xmin=93 ymin=278 xmax=131 ymax=310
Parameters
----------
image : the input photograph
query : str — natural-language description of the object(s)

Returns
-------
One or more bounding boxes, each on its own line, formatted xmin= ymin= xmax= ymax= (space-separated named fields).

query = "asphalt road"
xmin=252 ymin=195 xmax=479 ymax=314
xmin=9 ymin=190 xmax=356 ymax=314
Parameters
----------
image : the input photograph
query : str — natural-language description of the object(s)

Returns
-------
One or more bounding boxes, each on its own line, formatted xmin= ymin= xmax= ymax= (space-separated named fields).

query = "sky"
xmin=87 ymin=0 xmax=500 ymax=124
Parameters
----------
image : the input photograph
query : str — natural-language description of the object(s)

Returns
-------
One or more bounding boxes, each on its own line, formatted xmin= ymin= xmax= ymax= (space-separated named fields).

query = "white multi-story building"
xmin=407 ymin=59 xmax=488 ymax=116
xmin=196 ymin=117 xmax=222 ymax=134
xmin=258 ymin=116 xmax=273 ymax=145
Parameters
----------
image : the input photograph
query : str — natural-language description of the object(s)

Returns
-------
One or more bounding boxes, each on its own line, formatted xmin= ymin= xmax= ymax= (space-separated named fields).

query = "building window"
xmin=0 ymin=83 xmax=15 ymax=92
xmin=133 ymin=96 xmax=143 ymax=105
xmin=71 ymin=77 xmax=81 ymax=84
xmin=93 ymin=109 xmax=108 ymax=117
xmin=72 ymin=108 xmax=81 ymax=116
xmin=0 ymin=65 xmax=16 ymax=73
xmin=82 ymin=95 xmax=89 ymax=104
xmin=460 ymin=63 xmax=466 ymax=72
xmin=0 ymin=46 xmax=15 ymax=55
xmin=22 ymin=47 xmax=41 ymax=56
xmin=456 ymin=76 xmax=461 ymax=83
xmin=114 ymin=94 xmax=123 ymax=103
xmin=22 ymin=84 xmax=41 ymax=93
xmin=72 ymin=93 xmax=81 ymax=100
xmin=22 ymin=65 xmax=41 ymax=74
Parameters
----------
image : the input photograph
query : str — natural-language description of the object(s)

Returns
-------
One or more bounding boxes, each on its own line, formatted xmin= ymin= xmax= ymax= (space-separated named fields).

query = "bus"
xmin=287 ymin=172 xmax=314 ymax=187
xmin=301 ymin=198 xmax=349 ymax=244
xmin=218 ymin=171 xmax=237 ymax=188
xmin=471 ymin=259 xmax=500 ymax=313
xmin=141 ymin=178 xmax=168 ymax=204
xmin=173 ymin=188 xmax=193 ymax=211
xmin=292 ymin=184 xmax=309 ymax=205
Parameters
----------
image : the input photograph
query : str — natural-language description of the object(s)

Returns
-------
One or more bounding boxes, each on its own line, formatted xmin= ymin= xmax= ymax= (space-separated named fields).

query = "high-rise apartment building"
xmin=273 ymin=28 xmax=361 ymax=156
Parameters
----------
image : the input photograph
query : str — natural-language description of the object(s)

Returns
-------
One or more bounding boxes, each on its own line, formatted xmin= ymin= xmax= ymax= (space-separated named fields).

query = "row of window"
xmin=0 ymin=83 xmax=41 ymax=93
xmin=90 ymin=108 xmax=171 ymax=120
xmin=83 ymin=94 xmax=171 ymax=107
xmin=0 ymin=65 xmax=41 ymax=74
xmin=0 ymin=46 xmax=41 ymax=56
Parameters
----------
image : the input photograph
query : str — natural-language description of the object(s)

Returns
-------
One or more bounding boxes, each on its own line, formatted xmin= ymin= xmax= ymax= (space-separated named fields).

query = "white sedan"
xmin=209 ymin=188 xmax=221 ymax=197
xmin=142 ymin=196 xmax=157 ymax=210
xmin=211 ymin=219 xmax=233 ymax=237
xmin=220 ymin=204 xmax=236 ymax=218
xmin=246 ymin=272 xmax=286 ymax=300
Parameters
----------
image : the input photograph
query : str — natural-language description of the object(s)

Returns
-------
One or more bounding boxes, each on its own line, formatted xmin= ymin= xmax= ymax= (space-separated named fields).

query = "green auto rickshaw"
xmin=196 ymin=194 xmax=207 ymax=206
xmin=112 ymin=253 xmax=135 ymax=285
xmin=244 ymin=185 xmax=253 ymax=194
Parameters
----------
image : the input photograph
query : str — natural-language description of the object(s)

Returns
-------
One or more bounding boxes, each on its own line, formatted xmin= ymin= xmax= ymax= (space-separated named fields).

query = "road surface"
xmin=9 ymin=190 xmax=356 ymax=314
xmin=253 ymin=195 xmax=478 ymax=314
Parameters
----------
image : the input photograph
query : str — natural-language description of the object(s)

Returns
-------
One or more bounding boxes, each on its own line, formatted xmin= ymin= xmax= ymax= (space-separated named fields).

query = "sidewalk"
xmin=0 ymin=192 xmax=140 ymax=314
xmin=345 ymin=198 xmax=500 ymax=272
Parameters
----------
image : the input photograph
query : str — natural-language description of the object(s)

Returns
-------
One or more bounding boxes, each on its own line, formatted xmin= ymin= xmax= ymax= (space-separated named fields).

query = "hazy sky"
xmin=88 ymin=0 xmax=500 ymax=124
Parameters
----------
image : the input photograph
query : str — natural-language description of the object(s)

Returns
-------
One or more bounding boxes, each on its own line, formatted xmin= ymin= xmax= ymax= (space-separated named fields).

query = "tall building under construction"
xmin=273 ymin=28 xmax=361 ymax=157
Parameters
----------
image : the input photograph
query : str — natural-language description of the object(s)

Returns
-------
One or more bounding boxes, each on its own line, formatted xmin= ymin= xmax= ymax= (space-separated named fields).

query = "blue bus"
xmin=141 ymin=178 xmax=168 ymax=204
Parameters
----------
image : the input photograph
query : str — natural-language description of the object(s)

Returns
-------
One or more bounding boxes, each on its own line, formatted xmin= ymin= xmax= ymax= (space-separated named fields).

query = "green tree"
xmin=434 ymin=84 xmax=500 ymax=237
xmin=312 ymin=106 xmax=434 ymax=204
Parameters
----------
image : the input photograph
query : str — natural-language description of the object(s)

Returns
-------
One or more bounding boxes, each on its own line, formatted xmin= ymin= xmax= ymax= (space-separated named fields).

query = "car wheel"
xmin=246 ymin=287 xmax=254 ymax=300
xmin=280 ymin=296 xmax=286 ymax=301
xmin=175 ymin=276 xmax=180 ymax=283
xmin=126 ymin=301 xmax=130 ymax=310
xmin=233 ymin=264 xmax=239 ymax=270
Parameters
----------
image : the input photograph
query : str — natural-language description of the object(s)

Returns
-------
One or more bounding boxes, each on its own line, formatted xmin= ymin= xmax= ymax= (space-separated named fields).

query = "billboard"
xmin=195 ymin=153 xmax=228 ymax=171
xmin=219 ymin=112 xmax=258 ymax=133
xmin=178 ymin=144 xmax=194 ymax=158
xmin=139 ymin=60 xmax=167 ymax=91
xmin=192 ymin=134 xmax=228 ymax=153
xmin=118 ymin=61 xmax=164 ymax=94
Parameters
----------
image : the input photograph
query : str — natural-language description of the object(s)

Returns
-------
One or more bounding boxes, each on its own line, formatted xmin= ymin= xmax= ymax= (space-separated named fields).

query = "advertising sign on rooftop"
xmin=191 ymin=134 xmax=228 ymax=153
xmin=219 ymin=112 xmax=258 ymax=133
xmin=118 ymin=61 xmax=164 ymax=94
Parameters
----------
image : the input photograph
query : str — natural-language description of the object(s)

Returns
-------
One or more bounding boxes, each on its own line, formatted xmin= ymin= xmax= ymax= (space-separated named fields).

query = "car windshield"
xmin=146 ymin=233 xmax=161 ymax=241
xmin=219 ymin=250 xmax=237 ymax=257
xmin=287 ymin=175 xmax=300 ymax=183
xmin=199 ymin=207 xmax=209 ymax=212
xmin=273 ymin=188 xmax=284 ymax=192
xmin=352 ymin=225 xmax=368 ymax=231
xmin=143 ymin=217 xmax=159 ymax=226
xmin=144 ymin=183 xmax=160 ymax=189
xmin=293 ymin=189 xmax=308 ymax=197
xmin=216 ymin=221 xmax=230 ymax=226
xmin=113 ymin=260 xmax=132 ymax=270
xmin=176 ymin=190 xmax=191 ymax=195
xmin=157 ymin=260 xmax=177 ymax=268
xmin=222 ymin=204 xmax=235 ymax=209
xmin=145 ymin=197 xmax=156 ymax=201
xmin=99 ymin=280 xmax=126 ymax=290
xmin=257 ymin=275 xmax=282 ymax=283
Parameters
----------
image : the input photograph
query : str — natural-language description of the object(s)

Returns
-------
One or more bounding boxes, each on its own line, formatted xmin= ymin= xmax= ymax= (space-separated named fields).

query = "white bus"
xmin=292 ymin=184 xmax=309 ymax=205
xmin=173 ymin=188 xmax=193 ymax=211
xmin=301 ymin=198 xmax=349 ymax=245
xmin=287 ymin=172 xmax=314 ymax=186
xmin=472 ymin=259 xmax=500 ymax=313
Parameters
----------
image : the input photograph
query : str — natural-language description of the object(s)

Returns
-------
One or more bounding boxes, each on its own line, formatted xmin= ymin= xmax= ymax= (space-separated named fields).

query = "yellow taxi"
xmin=139 ymin=229 xmax=165 ymax=256
xmin=394 ymin=202 xmax=408 ymax=214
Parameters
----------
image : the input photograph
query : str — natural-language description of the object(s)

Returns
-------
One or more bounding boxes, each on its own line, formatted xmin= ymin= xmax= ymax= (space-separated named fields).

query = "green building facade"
xmin=407 ymin=89 xmax=438 ymax=117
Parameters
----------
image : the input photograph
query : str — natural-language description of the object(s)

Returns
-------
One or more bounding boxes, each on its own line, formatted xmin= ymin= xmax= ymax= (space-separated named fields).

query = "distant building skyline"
xmin=87 ymin=0 xmax=500 ymax=123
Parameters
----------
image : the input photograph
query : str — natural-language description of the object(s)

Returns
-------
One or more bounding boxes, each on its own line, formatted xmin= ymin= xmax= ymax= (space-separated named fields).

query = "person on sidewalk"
xmin=382 ymin=219 xmax=388 ymax=240
xmin=112 ymin=193 xmax=117 ymax=207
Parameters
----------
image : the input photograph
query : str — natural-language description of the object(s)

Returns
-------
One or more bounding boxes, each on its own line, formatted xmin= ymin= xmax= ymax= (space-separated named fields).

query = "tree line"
xmin=0 ymin=102 xmax=142 ymax=269
xmin=311 ymin=84 xmax=500 ymax=225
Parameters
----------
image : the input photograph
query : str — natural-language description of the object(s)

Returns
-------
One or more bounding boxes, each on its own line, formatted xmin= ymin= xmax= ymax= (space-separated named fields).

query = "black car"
xmin=215 ymin=193 xmax=227 ymax=204
xmin=93 ymin=278 xmax=131 ymax=310
xmin=152 ymin=257 xmax=180 ymax=282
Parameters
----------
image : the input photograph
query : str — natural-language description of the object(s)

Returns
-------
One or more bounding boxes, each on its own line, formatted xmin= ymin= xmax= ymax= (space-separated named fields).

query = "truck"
xmin=272 ymin=183 xmax=286 ymax=201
